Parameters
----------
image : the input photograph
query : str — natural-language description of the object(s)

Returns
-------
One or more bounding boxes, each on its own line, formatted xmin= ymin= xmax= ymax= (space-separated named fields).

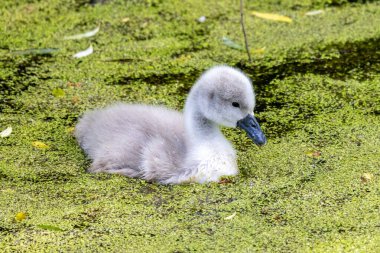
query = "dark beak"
xmin=237 ymin=114 xmax=267 ymax=146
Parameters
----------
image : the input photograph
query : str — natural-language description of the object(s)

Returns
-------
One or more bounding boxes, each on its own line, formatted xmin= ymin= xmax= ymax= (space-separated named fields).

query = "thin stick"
xmin=240 ymin=0 xmax=252 ymax=62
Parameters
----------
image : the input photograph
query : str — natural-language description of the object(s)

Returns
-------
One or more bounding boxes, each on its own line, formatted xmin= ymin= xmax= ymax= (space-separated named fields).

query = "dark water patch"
xmin=0 ymin=54 xmax=53 ymax=112
xmin=170 ymin=25 xmax=212 ymax=58
xmin=0 ymin=226 xmax=20 ymax=234
xmin=169 ymin=42 xmax=210 ymax=59
xmin=237 ymin=37 xmax=380 ymax=90
xmin=109 ymin=70 xmax=199 ymax=89
xmin=89 ymin=0 xmax=108 ymax=5
xmin=0 ymin=166 xmax=77 ymax=184
xmin=115 ymin=17 xmax=158 ymax=41
xmin=10 ymin=48 xmax=59 ymax=56
xmin=16 ymin=171 xmax=78 ymax=184
xmin=111 ymin=37 xmax=379 ymax=98
xmin=0 ymin=170 xmax=9 ymax=180
xmin=70 ymin=0 xmax=108 ymax=10
xmin=289 ymin=0 xmax=378 ymax=10
xmin=41 ymin=113 xmax=80 ymax=126
xmin=0 ymin=226 xmax=11 ymax=232
xmin=326 ymin=0 xmax=378 ymax=7
xmin=102 ymin=58 xmax=143 ymax=63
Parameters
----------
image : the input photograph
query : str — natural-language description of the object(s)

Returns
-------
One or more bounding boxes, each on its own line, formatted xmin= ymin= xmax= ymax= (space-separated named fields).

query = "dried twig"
xmin=240 ymin=0 xmax=252 ymax=62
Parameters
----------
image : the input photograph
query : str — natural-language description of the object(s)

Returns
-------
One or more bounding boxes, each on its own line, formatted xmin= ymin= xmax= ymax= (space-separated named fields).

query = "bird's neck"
xmin=184 ymin=95 xmax=222 ymax=144
xmin=181 ymin=90 xmax=238 ymax=183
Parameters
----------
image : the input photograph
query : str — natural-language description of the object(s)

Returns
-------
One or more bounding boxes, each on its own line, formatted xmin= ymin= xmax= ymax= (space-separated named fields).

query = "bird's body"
xmin=75 ymin=66 xmax=266 ymax=184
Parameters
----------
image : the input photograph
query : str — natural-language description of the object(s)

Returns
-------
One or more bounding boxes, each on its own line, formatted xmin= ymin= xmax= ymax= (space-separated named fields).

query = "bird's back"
xmin=75 ymin=103 xmax=187 ymax=181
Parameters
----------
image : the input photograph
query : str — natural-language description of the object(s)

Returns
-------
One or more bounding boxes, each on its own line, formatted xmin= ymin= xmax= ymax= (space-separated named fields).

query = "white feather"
xmin=0 ymin=126 xmax=12 ymax=138
xmin=64 ymin=26 xmax=100 ymax=40
xmin=73 ymin=45 xmax=93 ymax=58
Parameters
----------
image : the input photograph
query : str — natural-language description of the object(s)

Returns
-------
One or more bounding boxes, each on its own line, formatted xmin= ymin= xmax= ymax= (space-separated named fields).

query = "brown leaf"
xmin=219 ymin=178 xmax=233 ymax=184
xmin=361 ymin=173 xmax=374 ymax=183
xmin=67 ymin=82 xmax=82 ymax=88
xmin=71 ymin=96 xmax=80 ymax=104
xmin=305 ymin=150 xmax=321 ymax=158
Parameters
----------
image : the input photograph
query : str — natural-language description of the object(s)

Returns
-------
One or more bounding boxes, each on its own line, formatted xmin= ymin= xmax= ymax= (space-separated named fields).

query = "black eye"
xmin=232 ymin=102 xmax=240 ymax=108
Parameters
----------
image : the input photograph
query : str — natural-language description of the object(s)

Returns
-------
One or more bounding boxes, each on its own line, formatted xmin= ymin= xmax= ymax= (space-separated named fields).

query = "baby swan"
xmin=75 ymin=66 xmax=266 ymax=184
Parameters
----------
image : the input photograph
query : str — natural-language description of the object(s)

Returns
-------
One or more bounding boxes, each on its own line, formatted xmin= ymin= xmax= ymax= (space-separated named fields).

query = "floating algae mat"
xmin=0 ymin=0 xmax=379 ymax=252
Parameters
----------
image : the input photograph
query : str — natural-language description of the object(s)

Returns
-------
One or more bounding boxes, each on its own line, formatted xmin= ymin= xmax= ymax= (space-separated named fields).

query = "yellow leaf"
xmin=66 ymin=127 xmax=75 ymax=135
xmin=52 ymin=88 xmax=65 ymax=98
xmin=251 ymin=11 xmax=292 ymax=23
xmin=250 ymin=47 xmax=266 ymax=54
xmin=305 ymin=150 xmax=321 ymax=158
xmin=361 ymin=173 xmax=374 ymax=183
xmin=15 ymin=212 xmax=27 ymax=221
xmin=32 ymin=141 xmax=49 ymax=149
xmin=121 ymin=17 xmax=130 ymax=23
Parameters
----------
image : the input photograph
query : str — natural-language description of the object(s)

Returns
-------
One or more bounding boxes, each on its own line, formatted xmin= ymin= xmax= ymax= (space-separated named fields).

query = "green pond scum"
xmin=0 ymin=0 xmax=379 ymax=252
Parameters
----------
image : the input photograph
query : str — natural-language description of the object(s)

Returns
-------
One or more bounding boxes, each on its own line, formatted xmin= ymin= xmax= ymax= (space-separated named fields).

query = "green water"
xmin=0 ymin=0 xmax=379 ymax=252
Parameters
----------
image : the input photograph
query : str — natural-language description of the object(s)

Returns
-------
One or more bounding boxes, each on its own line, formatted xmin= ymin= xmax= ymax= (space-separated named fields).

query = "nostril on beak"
xmin=237 ymin=114 xmax=266 ymax=146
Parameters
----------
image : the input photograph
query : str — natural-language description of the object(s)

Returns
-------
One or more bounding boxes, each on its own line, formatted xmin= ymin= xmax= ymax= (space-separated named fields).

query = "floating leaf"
xmin=67 ymin=82 xmax=81 ymax=88
xmin=122 ymin=17 xmax=130 ymax=23
xmin=32 ymin=141 xmax=49 ymax=149
xmin=66 ymin=127 xmax=75 ymax=135
xmin=37 ymin=224 xmax=64 ymax=231
xmin=222 ymin=37 xmax=243 ymax=50
xmin=197 ymin=16 xmax=206 ymax=23
xmin=219 ymin=178 xmax=233 ymax=184
xmin=15 ymin=212 xmax=27 ymax=221
xmin=11 ymin=48 xmax=59 ymax=56
xmin=305 ymin=150 xmax=321 ymax=158
xmin=0 ymin=126 xmax=12 ymax=138
xmin=64 ymin=26 xmax=100 ymax=40
xmin=52 ymin=88 xmax=65 ymax=98
xmin=71 ymin=96 xmax=80 ymax=104
xmin=224 ymin=212 xmax=237 ymax=220
xmin=251 ymin=11 xmax=292 ymax=23
xmin=73 ymin=45 xmax=93 ymax=58
xmin=361 ymin=173 xmax=374 ymax=183
xmin=305 ymin=10 xmax=324 ymax=16
xmin=250 ymin=47 xmax=266 ymax=54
